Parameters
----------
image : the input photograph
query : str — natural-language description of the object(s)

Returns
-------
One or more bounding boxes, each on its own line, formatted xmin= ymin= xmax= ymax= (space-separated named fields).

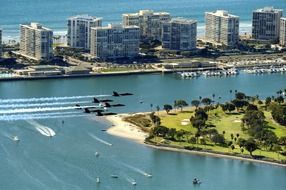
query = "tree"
xmin=191 ymin=100 xmax=200 ymax=109
xmin=275 ymin=96 xmax=284 ymax=104
xmin=221 ymin=102 xmax=235 ymax=113
xmin=278 ymin=136 xmax=286 ymax=145
xmin=235 ymin=92 xmax=246 ymax=100
xmin=231 ymin=145 xmax=235 ymax=151
xmin=242 ymin=110 xmax=265 ymax=133
xmin=265 ymin=97 xmax=272 ymax=107
xmin=244 ymin=138 xmax=258 ymax=157
xmin=163 ymin=104 xmax=173 ymax=114
xmin=271 ymin=105 xmax=286 ymax=126
xmin=166 ymin=128 xmax=176 ymax=140
xmin=231 ymin=99 xmax=249 ymax=111
xmin=153 ymin=126 xmax=169 ymax=137
xmin=238 ymin=138 xmax=246 ymax=148
xmin=246 ymin=104 xmax=258 ymax=111
xmin=211 ymin=134 xmax=225 ymax=145
xmin=174 ymin=100 xmax=188 ymax=111
xmin=149 ymin=112 xmax=161 ymax=127
xmin=201 ymin=98 xmax=212 ymax=106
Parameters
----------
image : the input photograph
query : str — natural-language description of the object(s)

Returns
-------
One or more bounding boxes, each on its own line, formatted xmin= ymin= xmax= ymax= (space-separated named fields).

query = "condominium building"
xmin=205 ymin=10 xmax=239 ymax=48
xmin=20 ymin=23 xmax=53 ymax=61
xmin=280 ymin=17 xmax=286 ymax=46
xmin=252 ymin=7 xmax=283 ymax=42
xmin=90 ymin=24 xmax=140 ymax=59
xmin=162 ymin=18 xmax=197 ymax=50
xmin=0 ymin=28 xmax=2 ymax=57
xmin=67 ymin=15 xmax=102 ymax=49
xmin=122 ymin=10 xmax=171 ymax=41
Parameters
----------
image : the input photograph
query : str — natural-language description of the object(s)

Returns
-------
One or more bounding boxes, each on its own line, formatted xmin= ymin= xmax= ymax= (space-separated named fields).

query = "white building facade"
xmin=252 ymin=7 xmax=283 ymax=42
xmin=67 ymin=15 xmax=102 ymax=49
xmin=162 ymin=18 xmax=197 ymax=50
xmin=280 ymin=17 xmax=286 ymax=46
xmin=122 ymin=10 xmax=171 ymax=41
xmin=20 ymin=23 xmax=53 ymax=61
xmin=205 ymin=10 xmax=239 ymax=48
xmin=90 ymin=24 xmax=140 ymax=59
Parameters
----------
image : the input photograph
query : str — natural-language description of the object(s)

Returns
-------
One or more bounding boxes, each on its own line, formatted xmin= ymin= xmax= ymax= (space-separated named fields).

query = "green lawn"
xmin=154 ymin=106 xmax=286 ymax=162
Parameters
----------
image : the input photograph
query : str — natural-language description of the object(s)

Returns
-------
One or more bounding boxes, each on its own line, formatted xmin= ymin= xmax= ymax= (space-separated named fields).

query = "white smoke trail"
xmin=0 ymin=101 xmax=90 ymax=109
xmin=88 ymin=133 xmax=112 ymax=146
xmin=0 ymin=94 xmax=110 ymax=103
xmin=0 ymin=105 xmax=100 ymax=114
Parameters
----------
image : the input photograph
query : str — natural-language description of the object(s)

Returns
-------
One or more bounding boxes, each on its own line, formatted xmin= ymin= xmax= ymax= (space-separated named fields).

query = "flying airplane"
xmin=103 ymin=102 xmax=125 ymax=108
xmin=113 ymin=91 xmax=133 ymax=97
xmin=93 ymin=98 xmax=113 ymax=103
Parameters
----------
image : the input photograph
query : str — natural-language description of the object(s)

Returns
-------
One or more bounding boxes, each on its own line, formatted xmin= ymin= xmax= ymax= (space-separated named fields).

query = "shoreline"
xmin=104 ymin=113 xmax=286 ymax=168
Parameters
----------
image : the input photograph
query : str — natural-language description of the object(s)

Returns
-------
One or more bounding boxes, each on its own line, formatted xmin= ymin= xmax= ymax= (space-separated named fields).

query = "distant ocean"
xmin=0 ymin=0 xmax=285 ymax=41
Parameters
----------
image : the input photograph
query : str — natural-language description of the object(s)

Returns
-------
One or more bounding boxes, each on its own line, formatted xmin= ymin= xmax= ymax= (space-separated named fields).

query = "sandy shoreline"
xmin=103 ymin=114 xmax=286 ymax=168
xmin=104 ymin=114 xmax=148 ymax=144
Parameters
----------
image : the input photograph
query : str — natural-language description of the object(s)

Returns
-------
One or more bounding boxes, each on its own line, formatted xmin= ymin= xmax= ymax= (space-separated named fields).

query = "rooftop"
xmin=254 ymin=7 xmax=283 ymax=13
xmin=123 ymin=10 xmax=170 ymax=17
xmin=68 ymin=14 xmax=102 ymax=21
xmin=206 ymin=10 xmax=239 ymax=18
xmin=167 ymin=17 xmax=197 ymax=25
xmin=20 ymin=22 xmax=52 ymax=31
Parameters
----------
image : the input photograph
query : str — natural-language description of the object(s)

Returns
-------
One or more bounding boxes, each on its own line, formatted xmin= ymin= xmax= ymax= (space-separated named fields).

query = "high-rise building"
xmin=205 ymin=10 xmax=239 ymax=48
xmin=280 ymin=17 xmax=286 ymax=46
xmin=252 ymin=7 xmax=283 ymax=42
xmin=0 ymin=28 xmax=2 ymax=57
xmin=162 ymin=18 xmax=197 ymax=50
xmin=122 ymin=10 xmax=171 ymax=41
xmin=90 ymin=24 xmax=140 ymax=59
xmin=67 ymin=15 xmax=102 ymax=49
xmin=20 ymin=23 xmax=53 ymax=61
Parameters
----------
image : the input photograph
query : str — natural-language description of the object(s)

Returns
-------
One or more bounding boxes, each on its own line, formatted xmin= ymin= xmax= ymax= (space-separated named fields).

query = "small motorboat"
xmin=96 ymin=177 xmax=100 ymax=183
xmin=131 ymin=181 xmax=137 ymax=186
xmin=101 ymin=129 xmax=107 ymax=132
xmin=144 ymin=173 xmax=152 ymax=178
xmin=95 ymin=152 xmax=100 ymax=157
xmin=193 ymin=178 xmax=202 ymax=185
xmin=110 ymin=175 xmax=118 ymax=178
xmin=12 ymin=136 xmax=20 ymax=143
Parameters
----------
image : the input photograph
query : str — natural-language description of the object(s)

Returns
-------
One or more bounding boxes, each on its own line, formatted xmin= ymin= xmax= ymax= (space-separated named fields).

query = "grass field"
xmin=150 ymin=106 xmax=286 ymax=161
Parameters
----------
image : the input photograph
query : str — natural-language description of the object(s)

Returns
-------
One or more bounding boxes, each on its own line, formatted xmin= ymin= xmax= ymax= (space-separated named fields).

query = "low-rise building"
xmin=162 ymin=18 xmax=197 ymax=50
xmin=280 ymin=17 xmax=286 ymax=46
xmin=122 ymin=10 xmax=171 ymax=41
xmin=20 ymin=23 xmax=53 ymax=61
xmin=90 ymin=24 xmax=140 ymax=59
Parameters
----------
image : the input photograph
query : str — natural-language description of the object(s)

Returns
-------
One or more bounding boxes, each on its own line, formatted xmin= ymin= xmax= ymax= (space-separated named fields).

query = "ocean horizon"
xmin=1 ymin=0 xmax=285 ymax=42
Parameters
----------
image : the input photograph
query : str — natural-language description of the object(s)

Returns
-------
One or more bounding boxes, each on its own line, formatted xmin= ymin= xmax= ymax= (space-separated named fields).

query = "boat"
xmin=193 ymin=178 xmax=202 ymax=185
xmin=12 ymin=136 xmax=20 ymax=143
xmin=96 ymin=177 xmax=100 ymax=183
xmin=144 ymin=173 xmax=152 ymax=178
xmin=111 ymin=175 xmax=118 ymax=178
xmin=95 ymin=152 xmax=100 ymax=157
xmin=131 ymin=180 xmax=137 ymax=186
xmin=101 ymin=129 xmax=107 ymax=132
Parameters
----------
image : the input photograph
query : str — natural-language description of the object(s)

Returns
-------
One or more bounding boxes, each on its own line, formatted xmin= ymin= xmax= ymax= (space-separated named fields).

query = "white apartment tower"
xmin=20 ymin=23 xmax=53 ymax=61
xmin=162 ymin=18 xmax=197 ymax=50
xmin=122 ymin=10 xmax=171 ymax=41
xmin=280 ymin=17 xmax=286 ymax=46
xmin=90 ymin=24 xmax=140 ymax=59
xmin=0 ymin=28 xmax=2 ymax=57
xmin=205 ymin=10 xmax=239 ymax=48
xmin=252 ymin=7 xmax=283 ymax=42
xmin=67 ymin=15 xmax=102 ymax=49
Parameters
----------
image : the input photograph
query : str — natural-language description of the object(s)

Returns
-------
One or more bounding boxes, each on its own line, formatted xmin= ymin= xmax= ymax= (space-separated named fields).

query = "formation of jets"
xmin=76 ymin=91 xmax=133 ymax=116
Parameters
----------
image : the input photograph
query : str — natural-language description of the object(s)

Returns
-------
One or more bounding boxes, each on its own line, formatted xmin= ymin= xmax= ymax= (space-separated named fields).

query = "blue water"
xmin=1 ymin=0 xmax=286 ymax=39
xmin=0 ymin=73 xmax=285 ymax=189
